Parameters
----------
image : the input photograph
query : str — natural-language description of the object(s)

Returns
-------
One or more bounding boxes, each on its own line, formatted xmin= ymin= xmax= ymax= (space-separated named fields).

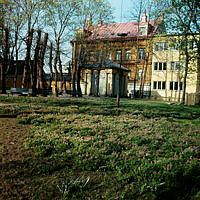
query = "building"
xmin=50 ymin=73 xmax=71 ymax=94
xmin=71 ymin=11 xmax=164 ymax=97
xmin=151 ymin=35 xmax=200 ymax=105
xmin=0 ymin=60 xmax=25 ymax=89
xmin=0 ymin=60 xmax=50 ymax=91
xmin=83 ymin=60 xmax=130 ymax=96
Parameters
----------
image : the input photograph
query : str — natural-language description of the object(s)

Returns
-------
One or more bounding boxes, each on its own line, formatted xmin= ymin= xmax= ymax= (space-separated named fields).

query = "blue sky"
xmin=108 ymin=0 xmax=133 ymax=23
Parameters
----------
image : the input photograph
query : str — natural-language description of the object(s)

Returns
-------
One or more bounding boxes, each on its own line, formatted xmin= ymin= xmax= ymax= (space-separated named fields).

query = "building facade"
xmin=151 ymin=35 xmax=200 ymax=105
xmin=71 ymin=11 xmax=164 ymax=97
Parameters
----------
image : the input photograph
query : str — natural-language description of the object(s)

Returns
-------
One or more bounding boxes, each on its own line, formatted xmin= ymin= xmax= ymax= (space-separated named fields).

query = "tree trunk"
xmin=133 ymin=76 xmax=137 ymax=97
xmin=141 ymin=54 xmax=149 ymax=98
xmin=13 ymin=16 xmax=20 ymax=88
xmin=76 ymin=64 xmax=82 ymax=97
xmin=49 ymin=42 xmax=53 ymax=91
xmin=182 ymin=35 xmax=189 ymax=105
xmin=14 ymin=27 xmax=19 ymax=88
xmin=32 ymin=30 xmax=41 ymax=96
xmin=72 ymin=62 xmax=77 ymax=96
xmin=1 ymin=28 xmax=9 ymax=94
xmin=22 ymin=29 xmax=33 ymax=88
xmin=38 ymin=32 xmax=48 ymax=96
xmin=72 ymin=42 xmax=77 ymax=96
xmin=58 ymin=53 xmax=63 ymax=94
xmin=117 ymin=69 xmax=122 ymax=107
xmin=53 ymin=40 xmax=59 ymax=97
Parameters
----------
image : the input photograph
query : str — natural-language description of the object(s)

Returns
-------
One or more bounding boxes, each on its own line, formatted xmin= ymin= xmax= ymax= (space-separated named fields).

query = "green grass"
xmin=1 ymin=96 xmax=200 ymax=199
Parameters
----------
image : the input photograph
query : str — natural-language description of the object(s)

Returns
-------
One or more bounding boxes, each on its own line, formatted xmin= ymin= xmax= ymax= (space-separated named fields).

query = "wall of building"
xmin=151 ymin=36 xmax=199 ymax=105
xmin=51 ymin=81 xmax=71 ymax=94
xmin=73 ymin=37 xmax=153 ymax=97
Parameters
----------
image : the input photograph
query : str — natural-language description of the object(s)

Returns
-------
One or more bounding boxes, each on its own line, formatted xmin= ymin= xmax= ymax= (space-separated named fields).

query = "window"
xmin=139 ymin=27 xmax=146 ymax=35
xmin=154 ymin=62 xmax=158 ymax=70
xmin=163 ymin=62 xmax=167 ymax=70
xmin=116 ymin=50 xmax=121 ymax=60
xmin=154 ymin=62 xmax=167 ymax=70
xmin=128 ymin=72 xmax=131 ymax=80
xmin=108 ymin=51 xmax=112 ymax=60
xmin=164 ymin=42 xmax=168 ymax=50
xmin=170 ymin=62 xmax=184 ymax=71
xmin=179 ymin=82 xmax=183 ymax=90
xmin=159 ymin=63 xmax=162 ymax=70
xmin=171 ymin=62 xmax=175 ymax=70
xmin=153 ymin=81 xmax=166 ymax=90
xmin=162 ymin=81 xmax=166 ymax=89
xmin=125 ymin=49 xmax=131 ymax=60
xmin=170 ymin=82 xmax=173 ymax=90
xmin=153 ymin=81 xmax=157 ymax=89
xmin=89 ymin=51 xmax=95 ymax=61
xmin=138 ymin=48 xmax=145 ymax=59
xmin=171 ymin=45 xmax=179 ymax=51
xmin=174 ymin=82 xmax=178 ymax=90
xmin=137 ymin=69 xmax=143 ymax=80
xmin=170 ymin=82 xmax=183 ymax=90
xmin=155 ymin=42 xmax=168 ymax=51
xmin=170 ymin=41 xmax=184 ymax=51
xmin=189 ymin=40 xmax=197 ymax=50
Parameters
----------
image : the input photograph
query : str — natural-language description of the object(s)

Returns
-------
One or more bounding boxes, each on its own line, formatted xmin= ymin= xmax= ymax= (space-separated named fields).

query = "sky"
xmin=107 ymin=0 xmax=133 ymax=23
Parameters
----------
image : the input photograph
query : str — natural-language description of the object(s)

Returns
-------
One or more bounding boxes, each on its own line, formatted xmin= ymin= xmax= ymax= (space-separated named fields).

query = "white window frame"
xmin=138 ymin=48 xmax=145 ymax=60
xmin=153 ymin=81 xmax=166 ymax=90
xmin=116 ymin=50 xmax=121 ymax=60
xmin=170 ymin=62 xmax=184 ymax=71
xmin=169 ymin=81 xmax=183 ymax=91
xmin=154 ymin=62 xmax=167 ymax=70
xmin=137 ymin=68 xmax=143 ymax=80
xmin=125 ymin=49 xmax=131 ymax=60
xmin=155 ymin=42 xmax=168 ymax=51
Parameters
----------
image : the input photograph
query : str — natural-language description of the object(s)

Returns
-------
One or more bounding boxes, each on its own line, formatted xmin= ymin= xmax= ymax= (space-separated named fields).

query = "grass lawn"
xmin=0 ymin=96 xmax=200 ymax=200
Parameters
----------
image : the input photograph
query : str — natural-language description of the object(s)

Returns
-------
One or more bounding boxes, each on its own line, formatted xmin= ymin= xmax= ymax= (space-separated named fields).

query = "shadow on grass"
xmin=0 ymin=96 xmax=200 ymax=119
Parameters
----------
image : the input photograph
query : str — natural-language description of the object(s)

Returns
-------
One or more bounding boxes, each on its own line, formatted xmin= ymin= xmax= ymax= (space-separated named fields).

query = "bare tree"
xmin=53 ymin=40 xmax=59 ymax=97
xmin=22 ymin=28 xmax=33 ymax=88
xmin=32 ymin=30 xmax=41 ymax=96
xmin=48 ymin=42 xmax=53 ymax=90
xmin=44 ymin=0 xmax=80 ymax=96
xmin=37 ymin=32 xmax=48 ymax=96
xmin=1 ymin=28 xmax=9 ymax=94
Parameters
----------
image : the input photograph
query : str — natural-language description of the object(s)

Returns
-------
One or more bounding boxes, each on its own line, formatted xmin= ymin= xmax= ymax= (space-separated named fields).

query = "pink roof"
xmin=84 ymin=20 xmax=163 ymax=41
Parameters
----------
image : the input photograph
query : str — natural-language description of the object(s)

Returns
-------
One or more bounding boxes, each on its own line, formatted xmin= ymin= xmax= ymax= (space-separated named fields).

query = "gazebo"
xmin=81 ymin=60 xmax=130 ymax=97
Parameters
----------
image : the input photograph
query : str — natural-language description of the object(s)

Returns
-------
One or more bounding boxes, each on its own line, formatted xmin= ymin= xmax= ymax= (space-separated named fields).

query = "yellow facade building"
xmin=151 ymin=35 xmax=200 ymax=105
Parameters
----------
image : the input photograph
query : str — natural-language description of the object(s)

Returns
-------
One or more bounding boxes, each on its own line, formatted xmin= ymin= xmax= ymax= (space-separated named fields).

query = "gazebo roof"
xmin=83 ymin=60 xmax=131 ymax=72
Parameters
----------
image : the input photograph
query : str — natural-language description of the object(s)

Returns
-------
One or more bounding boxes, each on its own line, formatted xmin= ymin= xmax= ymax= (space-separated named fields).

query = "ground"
xmin=0 ymin=96 xmax=200 ymax=200
xmin=0 ymin=116 xmax=31 ymax=199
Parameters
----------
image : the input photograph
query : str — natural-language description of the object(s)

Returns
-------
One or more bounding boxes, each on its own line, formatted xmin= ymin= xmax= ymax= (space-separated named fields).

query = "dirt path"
xmin=0 ymin=117 xmax=32 ymax=199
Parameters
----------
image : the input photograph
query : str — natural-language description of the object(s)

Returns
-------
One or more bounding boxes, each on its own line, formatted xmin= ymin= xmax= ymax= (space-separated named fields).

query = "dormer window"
xmin=139 ymin=27 xmax=147 ymax=36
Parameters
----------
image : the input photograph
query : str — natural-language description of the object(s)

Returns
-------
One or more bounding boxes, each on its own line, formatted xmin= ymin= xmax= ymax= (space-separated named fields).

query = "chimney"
xmin=141 ymin=9 xmax=147 ymax=22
